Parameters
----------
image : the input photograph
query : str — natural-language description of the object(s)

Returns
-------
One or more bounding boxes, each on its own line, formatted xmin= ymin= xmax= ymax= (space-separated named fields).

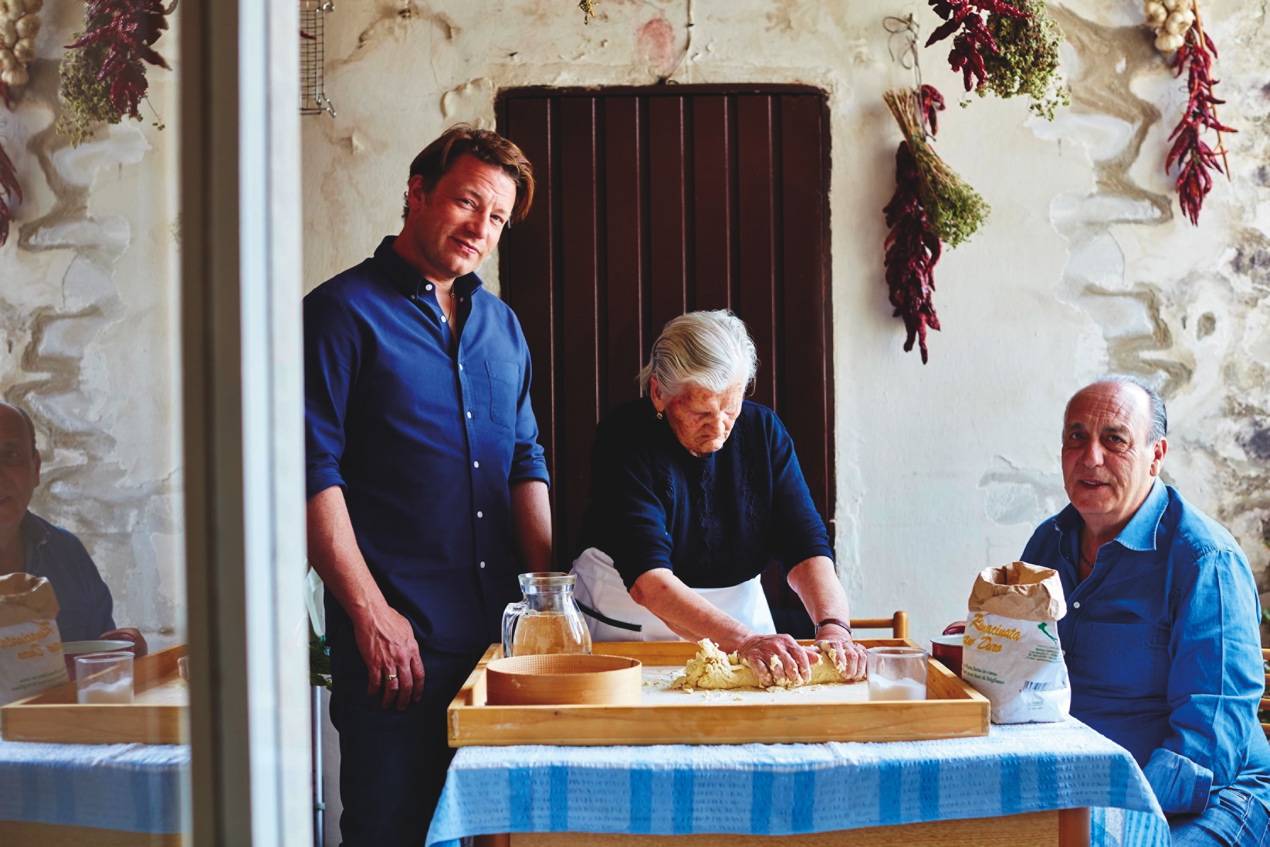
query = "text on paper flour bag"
xmin=961 ymin=561 xmax=1070 ymax=724
xmin=0 ymin=572 xmax=69 ymax=704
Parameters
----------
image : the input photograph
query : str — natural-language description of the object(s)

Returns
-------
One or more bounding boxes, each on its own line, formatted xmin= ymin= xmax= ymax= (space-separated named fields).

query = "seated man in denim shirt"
xmin=0 ymin=402 xmax=146 ymax=651
xmin=1022 ymin=377 xmax=1269 ymax=845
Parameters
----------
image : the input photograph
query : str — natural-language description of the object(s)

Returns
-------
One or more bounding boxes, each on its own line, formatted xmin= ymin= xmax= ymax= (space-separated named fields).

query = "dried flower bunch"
xmin=977 ymin=0 xmax=1070 ymax=119
xmin=884 ymin=87 xmax=989 ymax=249
xmin=0 ymin=0 xmax=42 ymax=108
xmin=925 ymin=0 xmax=1026 ymax=92
xmin=57 ymin=0 xmax=171 ymax=145
xmin=0 ymin=139 xmax=19 ymax=246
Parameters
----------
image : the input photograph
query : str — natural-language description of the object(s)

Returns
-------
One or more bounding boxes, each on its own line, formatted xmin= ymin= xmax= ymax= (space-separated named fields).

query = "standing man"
xmin=304 ymin=125 xmax=551 ymax=846
xmin=1022 ymin=377 xmax=1270 ymax=844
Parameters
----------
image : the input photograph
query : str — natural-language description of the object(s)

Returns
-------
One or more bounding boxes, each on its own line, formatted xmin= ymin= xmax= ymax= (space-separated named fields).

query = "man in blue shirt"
xmin=1021 ymin=377 xmax=1270 ymax=844
xmin=0 ymin=402 xmax=146 ymax=650
xmin=304 ymin=125 xmax=551 ymax=847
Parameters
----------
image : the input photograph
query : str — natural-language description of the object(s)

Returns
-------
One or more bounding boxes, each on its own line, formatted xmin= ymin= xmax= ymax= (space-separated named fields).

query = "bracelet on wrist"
xmin=815 ymin=617 xmax=852 ymax=636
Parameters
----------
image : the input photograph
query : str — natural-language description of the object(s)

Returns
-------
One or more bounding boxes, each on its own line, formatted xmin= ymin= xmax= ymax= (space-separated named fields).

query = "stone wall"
xmin=301 ymin=0 xmax=1268 ymax=645
xmin=0 ymin=2 xmax=182 ymax=643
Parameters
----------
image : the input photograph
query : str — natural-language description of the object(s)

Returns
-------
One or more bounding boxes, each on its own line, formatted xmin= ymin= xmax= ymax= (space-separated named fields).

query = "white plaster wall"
xmin=302 ymin=0 xmax=1269 ymax=655
xmin=0 ymin=3 xmax=183 ymax=646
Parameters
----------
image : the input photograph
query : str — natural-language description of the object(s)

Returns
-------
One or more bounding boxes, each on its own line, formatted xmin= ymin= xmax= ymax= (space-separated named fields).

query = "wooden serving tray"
xmin=0 ymin=645 xmax=187 ymax=744
xmin=448 ymin=639 xmax=989 ymax=747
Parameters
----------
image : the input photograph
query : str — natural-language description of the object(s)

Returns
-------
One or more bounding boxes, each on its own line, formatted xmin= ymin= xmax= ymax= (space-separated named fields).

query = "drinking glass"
xmin=867 ymin=646 xmax=927 ymax=701
xmin=75 ymin=652 xmax=135 ymax=704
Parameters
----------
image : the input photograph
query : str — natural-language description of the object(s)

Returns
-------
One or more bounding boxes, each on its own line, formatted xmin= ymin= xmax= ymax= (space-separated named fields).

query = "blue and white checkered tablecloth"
xmin=0 ymin=739 xmax=188 ymax=834
xmin=428 ymin=717 xmax=1168 ymax=846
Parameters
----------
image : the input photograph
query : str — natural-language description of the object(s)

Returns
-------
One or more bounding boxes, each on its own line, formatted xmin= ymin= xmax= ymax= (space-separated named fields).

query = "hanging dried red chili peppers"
xmin=882 ymin=85 xmax=948 ymax=364
xmin=0 ymin=138 xmax=20 ymax=247
xmin=925 ymin=0 xmax=1027 ymax=92
xmin=65 ymin=0 xmax=172 ymax=122
xmin=883 ymin=139 xmax=943 ymax=364
xmin=1163 ymin=4 xmax=1234 ymax=226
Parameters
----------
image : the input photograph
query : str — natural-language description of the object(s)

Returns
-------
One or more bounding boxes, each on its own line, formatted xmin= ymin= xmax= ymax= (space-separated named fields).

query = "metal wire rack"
xmin=300 ymin=1 xmax=336 ymax=117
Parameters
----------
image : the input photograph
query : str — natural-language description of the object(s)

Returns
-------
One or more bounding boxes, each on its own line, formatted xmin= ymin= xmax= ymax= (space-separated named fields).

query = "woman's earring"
xmin=655 ymin=410 xmax=664 ymax=421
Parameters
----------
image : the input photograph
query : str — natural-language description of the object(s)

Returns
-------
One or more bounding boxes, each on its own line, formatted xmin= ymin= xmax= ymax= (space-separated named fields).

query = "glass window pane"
xmin=0 ymin=2 xmax=189 ymax=842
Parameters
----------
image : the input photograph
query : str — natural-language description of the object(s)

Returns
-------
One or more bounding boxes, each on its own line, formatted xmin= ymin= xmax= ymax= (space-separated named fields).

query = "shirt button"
xmin=459 ymin=363 xmax=464 ymax=371
xmin=479 ymin=561 xmax=486 ymax=569
xmin=441 ymin=315 xmax=447 ymax=323
xmin=476 ymin=510 xmax=483 ymax=519
xmin=425 ymin=284 xmax=434 ymax=292
xmin=1073 ymin=601 xmax=1081 ymax=609
xmin=466 ymin=411 xmax=473 ymax=419
xmin=473 ymin=461 xmax=480 ymax=468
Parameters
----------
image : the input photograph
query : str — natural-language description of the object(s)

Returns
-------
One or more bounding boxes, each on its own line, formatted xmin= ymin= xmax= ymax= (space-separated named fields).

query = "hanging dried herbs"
xmin=0 ymin=137 xmax=20 ymax=246
xmin=884 ymin=88 xmax=989 ymax=248
xmin=56 ymin=42 xmax=124 ymax=146
xmin=925 ymin=0 xmax=1026 ymax=92
xmin=1163 ymin=5 xmax=1234 ymax=225
xmin=977 ymin=0 xmax=1069 ymax=119
xmin=57 ymin=0 xmax=171 ymax=144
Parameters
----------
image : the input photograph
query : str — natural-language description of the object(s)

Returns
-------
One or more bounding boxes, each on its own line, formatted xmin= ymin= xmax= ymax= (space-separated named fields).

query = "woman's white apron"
xmin=570 ymin=547 xmax=776 ymax=642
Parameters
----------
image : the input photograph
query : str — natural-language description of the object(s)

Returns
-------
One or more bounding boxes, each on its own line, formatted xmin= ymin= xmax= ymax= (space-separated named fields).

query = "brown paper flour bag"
xmin=0 ymin=572 xmax=69 ymax=704
xmin=961 ymin=561 xmax=1070 ymax=724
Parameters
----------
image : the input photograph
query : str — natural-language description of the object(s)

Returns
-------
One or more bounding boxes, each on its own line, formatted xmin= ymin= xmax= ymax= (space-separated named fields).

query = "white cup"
xmin=866 ymin=646 xmax=927 ymax=701
xmin=75 ymin=652 xmax=135 ymax=704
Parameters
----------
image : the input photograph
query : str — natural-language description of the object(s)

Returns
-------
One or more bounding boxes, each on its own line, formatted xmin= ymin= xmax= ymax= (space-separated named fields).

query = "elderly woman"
xmin=570 ymin=310 xmax=867 ymax=686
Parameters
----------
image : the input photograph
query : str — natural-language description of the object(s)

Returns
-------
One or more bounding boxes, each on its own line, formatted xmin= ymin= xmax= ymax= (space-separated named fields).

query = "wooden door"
xmin=497 ymin=86 xmax=833 ymax=635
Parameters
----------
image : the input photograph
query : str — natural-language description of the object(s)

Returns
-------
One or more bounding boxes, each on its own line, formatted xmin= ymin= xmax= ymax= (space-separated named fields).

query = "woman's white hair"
xmin=637 ymin=310 xmax=758 ymax=399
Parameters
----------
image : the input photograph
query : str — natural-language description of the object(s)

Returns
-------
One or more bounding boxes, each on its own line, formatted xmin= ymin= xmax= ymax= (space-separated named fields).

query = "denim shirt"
xmin=304 ymin=237 xmax=549 ymax=661
xmin=1022 ymin=481 xmax=1270 ymax=815
xmin=20 ymin=512 xmax=116 ymax=642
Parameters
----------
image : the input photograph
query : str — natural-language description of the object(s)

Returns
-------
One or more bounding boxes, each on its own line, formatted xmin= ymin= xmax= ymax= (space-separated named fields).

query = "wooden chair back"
xmin=848 ymin=611 xmax=909 ymax=641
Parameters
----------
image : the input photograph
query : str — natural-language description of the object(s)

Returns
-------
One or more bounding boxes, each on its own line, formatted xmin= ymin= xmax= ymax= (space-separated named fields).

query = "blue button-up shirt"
xmin=1022 ymin=481 xmax=1270 ymax=814
xmin=21 ymin=511 xmax=115 ymax=642
xmin=304 ymin=237 xmax=548 ymax=659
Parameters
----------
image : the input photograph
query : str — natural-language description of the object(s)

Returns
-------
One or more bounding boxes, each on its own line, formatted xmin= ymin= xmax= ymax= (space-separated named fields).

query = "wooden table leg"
xmin=1058 ymin=807 xmax=1090 ymax=847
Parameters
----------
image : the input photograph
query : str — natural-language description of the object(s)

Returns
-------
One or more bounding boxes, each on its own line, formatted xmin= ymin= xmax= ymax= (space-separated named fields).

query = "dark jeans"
xmin=1170 ymin=787 xmax=1270 ymax=846
xmin=330 ymin=646 xmax=484 ymax=847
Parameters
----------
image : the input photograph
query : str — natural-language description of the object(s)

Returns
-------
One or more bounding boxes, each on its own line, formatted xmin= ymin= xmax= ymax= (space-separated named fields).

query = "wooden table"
xmin=472 ymin=807 xmax=1089 ymax=846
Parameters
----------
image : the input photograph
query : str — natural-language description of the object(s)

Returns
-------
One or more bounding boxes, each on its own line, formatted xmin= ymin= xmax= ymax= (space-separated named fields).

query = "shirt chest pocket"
xmin=1079 ymin=620 xmax=1170 ymax=695
xmin=485 ymin=360 xmax=519 ymax=429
